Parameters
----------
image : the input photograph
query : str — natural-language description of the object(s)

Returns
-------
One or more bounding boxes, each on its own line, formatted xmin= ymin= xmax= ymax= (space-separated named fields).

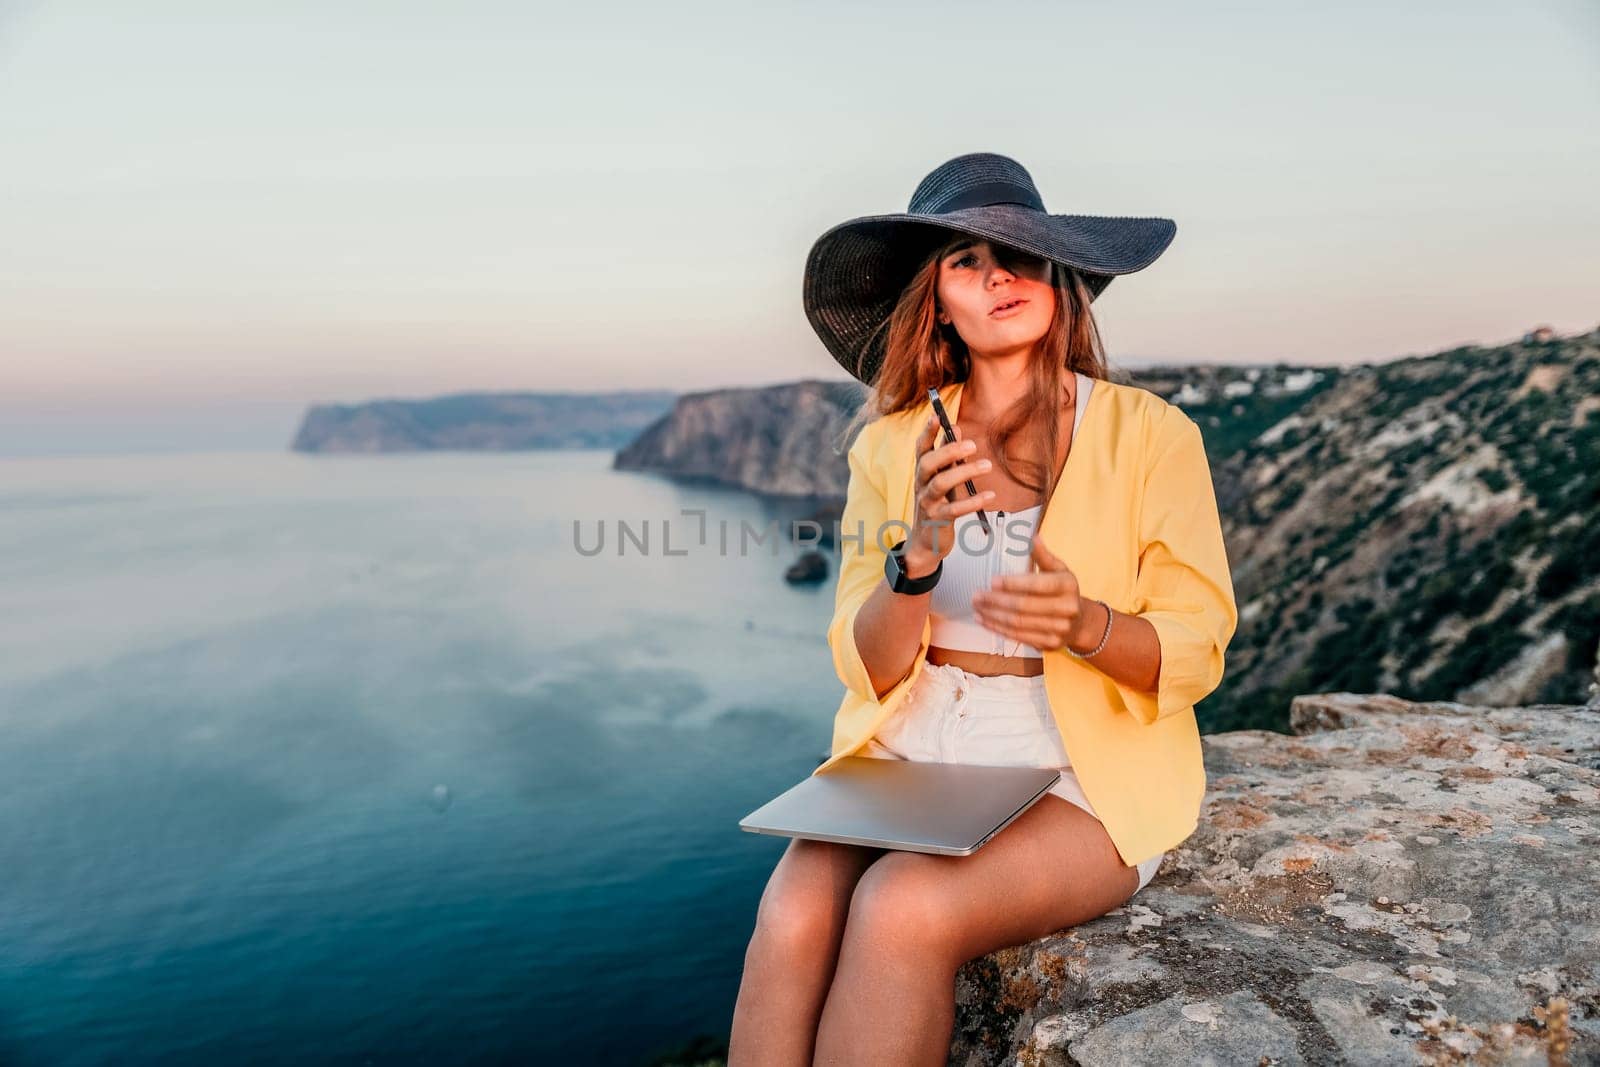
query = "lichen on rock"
xmin=949 ymin=692 xmax=1600 ymax=1066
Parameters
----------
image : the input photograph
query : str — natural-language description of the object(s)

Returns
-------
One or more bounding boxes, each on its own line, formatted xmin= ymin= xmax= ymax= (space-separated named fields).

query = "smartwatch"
xmin=884 ymin=538 xmax=941 ymax=595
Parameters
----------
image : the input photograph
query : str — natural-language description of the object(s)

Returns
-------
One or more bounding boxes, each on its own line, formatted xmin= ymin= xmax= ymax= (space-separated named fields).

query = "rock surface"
xmin=948 ymin=692 xmax=1598 ymax=1066
xmin=613 ymin=378 xmax=867 ymax=498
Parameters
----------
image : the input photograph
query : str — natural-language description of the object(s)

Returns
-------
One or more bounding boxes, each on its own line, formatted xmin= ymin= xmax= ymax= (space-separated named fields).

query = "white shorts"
xmin=859 ymin=660 xmax=1167 ymax=895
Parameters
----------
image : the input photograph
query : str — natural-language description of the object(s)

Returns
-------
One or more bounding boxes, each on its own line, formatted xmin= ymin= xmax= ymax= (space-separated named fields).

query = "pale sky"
xmin=1 ymin=0 xmax=1597 ymax=454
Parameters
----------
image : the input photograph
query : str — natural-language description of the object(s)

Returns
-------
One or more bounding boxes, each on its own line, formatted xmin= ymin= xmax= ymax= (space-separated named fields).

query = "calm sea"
xmin=0 ymin=449 xmax=843 ymax=1065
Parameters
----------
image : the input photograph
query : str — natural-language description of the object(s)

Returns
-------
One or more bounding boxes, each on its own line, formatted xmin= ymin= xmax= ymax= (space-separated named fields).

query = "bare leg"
xmin=729 ymin=837 xmax=888 ymax=1067
xmin=813 ymin=795 xmax=1139 ymax=1065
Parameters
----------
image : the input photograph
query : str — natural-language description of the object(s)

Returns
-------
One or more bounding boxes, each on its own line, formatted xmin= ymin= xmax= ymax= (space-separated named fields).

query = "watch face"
xmin=885 ymin=541 xmax=908 ymax=590
xmin=885 ymin=540 xmax=936 ymax=593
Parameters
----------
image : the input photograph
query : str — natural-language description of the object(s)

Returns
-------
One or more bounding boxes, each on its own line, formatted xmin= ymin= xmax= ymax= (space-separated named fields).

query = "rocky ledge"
xmin=951 ymin=692 xmax=1598 ymax=1066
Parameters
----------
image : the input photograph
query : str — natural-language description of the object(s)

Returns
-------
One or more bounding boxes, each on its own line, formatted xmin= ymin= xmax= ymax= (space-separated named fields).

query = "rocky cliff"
xmin=1206 ymin=328 xmax=1600 ymax=731
xmin=612 ymin=378 xmax=867 ymax=498
xmin=944 ymin=691 xmax=1598 ymax=1066
xmin=289 ymin=389 xmax=676 ymax=452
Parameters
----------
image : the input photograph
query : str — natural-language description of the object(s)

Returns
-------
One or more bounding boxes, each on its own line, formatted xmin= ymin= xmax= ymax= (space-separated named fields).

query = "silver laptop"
xmin=739 ymin=757 xmax=1062 ymax=856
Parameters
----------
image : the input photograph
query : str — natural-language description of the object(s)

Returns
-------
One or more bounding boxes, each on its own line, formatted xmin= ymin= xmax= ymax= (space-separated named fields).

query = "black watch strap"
xmin=884 ymin=538 xmax=941 ymax=595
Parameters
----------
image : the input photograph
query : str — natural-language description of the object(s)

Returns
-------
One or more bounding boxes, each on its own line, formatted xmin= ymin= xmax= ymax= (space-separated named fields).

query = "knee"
xmin=845 ymin=858 xmax=960 ymax=959
xmin=749 ymin=875 xmax=845 ymax=962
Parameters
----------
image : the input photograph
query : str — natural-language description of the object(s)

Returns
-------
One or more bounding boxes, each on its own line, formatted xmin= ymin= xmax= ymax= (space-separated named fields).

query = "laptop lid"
xmin=739 ymin=757 xmax=1062 ymax=857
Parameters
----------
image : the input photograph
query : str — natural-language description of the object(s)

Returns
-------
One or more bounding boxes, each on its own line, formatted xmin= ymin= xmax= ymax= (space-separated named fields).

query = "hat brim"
xmin=803 ymin=205 xmax=1176 ymax=384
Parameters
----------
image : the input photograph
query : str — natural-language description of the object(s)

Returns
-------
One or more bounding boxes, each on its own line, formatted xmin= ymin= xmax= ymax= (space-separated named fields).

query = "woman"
xmin=730 ymin=152 xmax=1238 ymax=1065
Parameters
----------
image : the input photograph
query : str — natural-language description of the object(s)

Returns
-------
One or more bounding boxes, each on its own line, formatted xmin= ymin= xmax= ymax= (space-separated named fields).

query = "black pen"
xmin=927 ymin=387 xmax=991 ymax=536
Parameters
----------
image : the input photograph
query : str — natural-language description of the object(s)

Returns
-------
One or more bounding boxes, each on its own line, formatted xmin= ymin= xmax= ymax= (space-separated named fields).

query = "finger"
xmin=1030 ymin=535 xmax=1070 ymax=571
xmin=983 ymin=570 xmax=1072 ymax=596
xmin=913 ymin=416 xmax=944 ymax=492
xmin=973 ymin=602 xmax=1080 ymax=643
xmin=972 ymin=608 xmax=1070 ymax=652
xmin=918 ymin=435 xmax=980 ymax=489
xmin=972 ymin=586 xmax=1074 ymax=615
xmin=928 ymin=455 xmax=991 ymax=498
xmin=915 ymin=414 xmax=940 ymax=465
xmin=974 ymin=583 xmax=1081 ymax=621
xmin=974 ymin=598 xmax=1072 ymax=643
xmin=947 ymin=487 xmax=996 ymax=517
xmin=921 ymin=485 xmax=994 ymax=521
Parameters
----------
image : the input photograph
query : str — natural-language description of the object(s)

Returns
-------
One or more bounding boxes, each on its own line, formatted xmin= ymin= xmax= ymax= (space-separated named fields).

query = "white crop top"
xmin=926 ymin=372 xmax=1094 ymax=658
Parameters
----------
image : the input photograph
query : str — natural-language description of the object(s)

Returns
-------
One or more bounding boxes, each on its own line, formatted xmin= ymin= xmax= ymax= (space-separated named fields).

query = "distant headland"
xmin=289 ymin=389 xmax=677 ymax=452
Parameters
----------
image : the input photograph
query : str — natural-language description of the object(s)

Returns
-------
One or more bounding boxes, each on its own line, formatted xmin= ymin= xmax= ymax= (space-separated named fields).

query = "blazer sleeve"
xmin=1112 ymin=407 xmax=1240 ymax=727
xmin=826 ymin=418 xmax=910 ymax=705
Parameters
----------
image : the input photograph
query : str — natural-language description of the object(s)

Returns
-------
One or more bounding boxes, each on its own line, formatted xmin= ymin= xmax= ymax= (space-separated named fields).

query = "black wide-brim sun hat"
xmin=803 ymin=152 xmax=1177 ymax=385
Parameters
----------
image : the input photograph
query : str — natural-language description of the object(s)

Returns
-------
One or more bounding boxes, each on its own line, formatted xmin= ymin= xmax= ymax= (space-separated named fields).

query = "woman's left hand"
xmin=972 ymin=535 xmax=1101 ymax=654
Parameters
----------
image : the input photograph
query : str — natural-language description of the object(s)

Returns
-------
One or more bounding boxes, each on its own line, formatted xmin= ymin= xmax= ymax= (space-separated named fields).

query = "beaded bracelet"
xmin=1066 ymin=597 xmax=1113 ymax=659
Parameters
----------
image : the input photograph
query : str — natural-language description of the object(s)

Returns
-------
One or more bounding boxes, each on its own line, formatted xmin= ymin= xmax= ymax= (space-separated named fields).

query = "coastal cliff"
xmin=612 ymin=378 xmax=867 ymax=498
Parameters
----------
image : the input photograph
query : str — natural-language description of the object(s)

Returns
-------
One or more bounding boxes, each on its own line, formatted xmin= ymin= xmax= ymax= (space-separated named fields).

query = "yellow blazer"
xmin=813 ymin=376 xmax=1239 ymax=867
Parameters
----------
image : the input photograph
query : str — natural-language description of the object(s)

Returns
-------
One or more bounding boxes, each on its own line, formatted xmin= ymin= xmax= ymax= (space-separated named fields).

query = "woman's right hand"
xmin=901 ymin=414 xmax=995 ymax=579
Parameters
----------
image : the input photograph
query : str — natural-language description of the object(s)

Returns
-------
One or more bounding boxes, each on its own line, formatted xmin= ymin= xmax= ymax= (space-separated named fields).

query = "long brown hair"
xmin=834 ymin=234 xmax=1110 ymax=508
